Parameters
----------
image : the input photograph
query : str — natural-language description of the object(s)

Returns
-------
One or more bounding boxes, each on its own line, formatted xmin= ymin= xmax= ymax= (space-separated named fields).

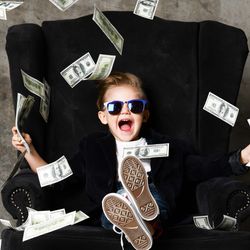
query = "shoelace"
xmin=113 ymin=225 xmax=124 ymax=250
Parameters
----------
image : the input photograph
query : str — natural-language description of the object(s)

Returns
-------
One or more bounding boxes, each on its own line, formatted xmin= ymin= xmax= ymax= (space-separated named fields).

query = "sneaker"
xmin=102 ymin=193 xmax=153 ymax=250
xmin=119 ymin=156 xmax=159 ymax=221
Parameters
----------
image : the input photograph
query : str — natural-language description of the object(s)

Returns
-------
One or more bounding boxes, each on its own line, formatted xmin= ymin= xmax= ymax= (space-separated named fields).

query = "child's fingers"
xmin=12 ymin=133 xmax=22 ymax=143
xmin=12 ymin=126 xmax=18 ymax=135
xmin=22 ymin=133 xmax=32 ymax=145
xmin=11 ymin=127 xmax=28 ymax=153
xmin=12 ymin=140 xmax=25 ymax=151
xmin=12 ymin=137 xmax=23 ymax=146
xmin=12 ymin=137 xmax=26 ymax=150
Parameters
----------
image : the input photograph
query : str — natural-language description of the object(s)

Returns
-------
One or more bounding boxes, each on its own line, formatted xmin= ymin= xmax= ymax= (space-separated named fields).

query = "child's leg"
xmin=148 ymin=182 xmax=168 ymax=222
xmin=101 ymin=211 xmax=113 ymax=229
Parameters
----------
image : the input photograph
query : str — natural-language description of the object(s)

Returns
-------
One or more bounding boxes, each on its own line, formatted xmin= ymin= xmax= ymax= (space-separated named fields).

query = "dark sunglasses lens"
xmin=107 ymin=101 xmax=122 ymax=115
xmin=129 ymin=100 xmax=144 ymax=114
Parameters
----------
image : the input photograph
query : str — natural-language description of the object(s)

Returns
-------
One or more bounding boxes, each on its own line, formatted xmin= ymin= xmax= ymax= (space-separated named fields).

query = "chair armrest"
xmin=196 ymin=177 xmax=250 ymax=230
xmin=1 ymin=169 xmax=49 ymax=226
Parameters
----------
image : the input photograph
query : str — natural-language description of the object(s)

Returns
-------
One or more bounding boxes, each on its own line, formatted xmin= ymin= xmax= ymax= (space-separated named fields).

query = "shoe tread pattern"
xmin=103 ymin=195 xmax=152 ymax=250
xmin=104 ymin=195 xmax=133 ymax=226
xmin=121 ymin=157 xmax=159 ymax=220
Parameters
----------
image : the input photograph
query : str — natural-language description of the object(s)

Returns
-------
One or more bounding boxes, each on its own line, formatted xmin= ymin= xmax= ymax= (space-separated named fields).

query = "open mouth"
xmin=118 ymin=119 xmax=133 ymax=132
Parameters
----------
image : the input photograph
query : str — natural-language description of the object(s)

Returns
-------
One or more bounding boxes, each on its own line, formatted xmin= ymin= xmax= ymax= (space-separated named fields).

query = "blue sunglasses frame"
xmin=103 ymin=99 xmax=148 ymax=115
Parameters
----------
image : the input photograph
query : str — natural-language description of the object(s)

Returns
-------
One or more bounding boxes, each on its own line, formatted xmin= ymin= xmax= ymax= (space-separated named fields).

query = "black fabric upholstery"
xmin=1 ymin=169 xmax=49 ymax=225
xmin=198 ymin=21 xmax=248 ymax=153
xmin=196 ymin=177 xmax=250 ymax=230
xmin=2 ymin=224 xmax=250 ymax=250
xmin=6 ymin=24 xmax=47 ymax=161
xmin=2 ymin=11 xmax=250 ymax=250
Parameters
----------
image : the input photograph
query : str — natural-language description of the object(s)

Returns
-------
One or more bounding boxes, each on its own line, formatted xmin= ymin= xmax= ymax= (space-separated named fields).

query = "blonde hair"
xmin=96 ymin=72 xmax=147 ymax=110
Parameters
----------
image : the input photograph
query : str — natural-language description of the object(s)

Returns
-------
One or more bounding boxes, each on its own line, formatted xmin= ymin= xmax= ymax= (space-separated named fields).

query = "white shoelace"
xmin=113 ymin=225 xmax=124 ymax=250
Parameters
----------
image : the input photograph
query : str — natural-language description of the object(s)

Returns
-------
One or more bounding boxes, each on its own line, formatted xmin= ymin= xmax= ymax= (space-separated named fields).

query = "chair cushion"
xmin=2 ymin=224 xmax=250 ymax=250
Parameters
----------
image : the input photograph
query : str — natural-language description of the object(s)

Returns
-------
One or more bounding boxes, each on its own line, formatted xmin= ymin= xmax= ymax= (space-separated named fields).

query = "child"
xmin=12 ymin=72 xmax=250 ymax=250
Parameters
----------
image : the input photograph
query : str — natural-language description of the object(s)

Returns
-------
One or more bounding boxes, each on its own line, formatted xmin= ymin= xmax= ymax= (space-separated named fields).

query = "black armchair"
xmin=1 ymin=11 xmax=250 ymax=250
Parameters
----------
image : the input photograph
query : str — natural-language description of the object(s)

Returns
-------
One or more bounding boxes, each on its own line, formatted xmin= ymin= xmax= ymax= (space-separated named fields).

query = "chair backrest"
xmin=6 ymin=11 xmax=248 ymax=163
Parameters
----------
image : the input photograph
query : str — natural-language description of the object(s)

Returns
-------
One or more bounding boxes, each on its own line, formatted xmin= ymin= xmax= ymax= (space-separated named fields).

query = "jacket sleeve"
xmin=182 ymin=142 xmax=248 ymax=183
xmin=52 ymin=137 xmax=87 ymax=191
xmin=52 ymin=137 xmax=101 ymax=217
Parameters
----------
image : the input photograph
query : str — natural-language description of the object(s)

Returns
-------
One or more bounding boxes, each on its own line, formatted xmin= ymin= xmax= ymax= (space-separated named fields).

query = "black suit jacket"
xmin=58 ymin=128 xmax=235 ymax=222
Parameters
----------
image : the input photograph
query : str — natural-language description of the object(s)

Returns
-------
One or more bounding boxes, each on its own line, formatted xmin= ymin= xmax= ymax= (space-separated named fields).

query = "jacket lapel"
xmin=97 ymin=133 xmax=117 ymax=174
xmin=145 ymin=129 xmax=166 ymax=176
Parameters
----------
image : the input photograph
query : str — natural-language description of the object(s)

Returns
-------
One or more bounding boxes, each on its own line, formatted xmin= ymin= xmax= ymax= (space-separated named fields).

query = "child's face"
xmin=98 ymin=85 xmax=149 ymax=142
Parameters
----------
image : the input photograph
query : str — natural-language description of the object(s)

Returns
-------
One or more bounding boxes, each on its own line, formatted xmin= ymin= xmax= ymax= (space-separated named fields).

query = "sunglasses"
xmin=103 ymin=99 xmax=148 ymax=115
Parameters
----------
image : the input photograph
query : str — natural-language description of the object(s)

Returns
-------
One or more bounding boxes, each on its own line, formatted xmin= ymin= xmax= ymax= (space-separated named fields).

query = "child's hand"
xmin=12 ymin=126 xmax=32 ymax=154
xmin=240 ymin=144 xmax=250 ymax=165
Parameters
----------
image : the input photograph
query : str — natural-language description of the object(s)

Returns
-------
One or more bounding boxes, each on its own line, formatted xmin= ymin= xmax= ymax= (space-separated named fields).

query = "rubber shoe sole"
xmin=119 ymin=156 xmax=159 ymax=221
xmin=102 ymin=193 xmax=153 ymax=250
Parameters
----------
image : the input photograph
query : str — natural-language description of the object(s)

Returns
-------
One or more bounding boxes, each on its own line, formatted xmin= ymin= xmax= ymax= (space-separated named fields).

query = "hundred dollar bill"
xmin=21 ymin=70 xmax=45 ymax=101
xmin=193 ymin=215 xmax=213 ymax=229
xmin=74 ymin=211 xmax=89 ymax=224
xmin=93 ymin=5 xmax=124 ymax=55
xmin=50 ymin=209 xmax=66 ymax=219
xmin=27 ymin=208 xmax=66 ymax=225
xmin=30 ymin=208 xmax=86 ymax=224
xmin=194 ymin=214 xmax=236 ymax=231
xmin=216 ymin=215 xmax=236 ymax=230
xmin=0 ymin=7 xmax=6 ymax=19
xmin=88 ymin=54 xmax=116 ymax=80
xmin=15 ymin=93 xmax=35 ymax=154
xmin=16 ymin=207 xmax=36 ymax=230
xmin=22 ymin=210 xmax=89 ymax=241
xmin=37 ymin=156 xmax=73 ymax=187
xmin=0 ymin=1 xmax=23 ymax=10
xmin=29 ymin=210 xmax=51 ymax=225
xmin=203 ymin=92 xmax=239 ymax=127
xmin=134 ymin=0 xmax=159 ymax=20
xmin=49 ymin=0 xmax=78 ymax=11
xmin=25 ymin=208 xmax=66 ymax=227
xmin=0 ymin=218 xmax=23 ymax=231
xmin=123 ymin=143 xmax=169 ymax=159
xmin=0 ymin=213 xmax=33 ymax=231
xmin=0 ymin=208 xmax=68 ymax=232
xmin=60 ymin=52 xmax=95 ymax=88
xmin=23 ymin=211 xmax=76 ymax=241
xmin=39 ymin=80 xmax=50 ymax=122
